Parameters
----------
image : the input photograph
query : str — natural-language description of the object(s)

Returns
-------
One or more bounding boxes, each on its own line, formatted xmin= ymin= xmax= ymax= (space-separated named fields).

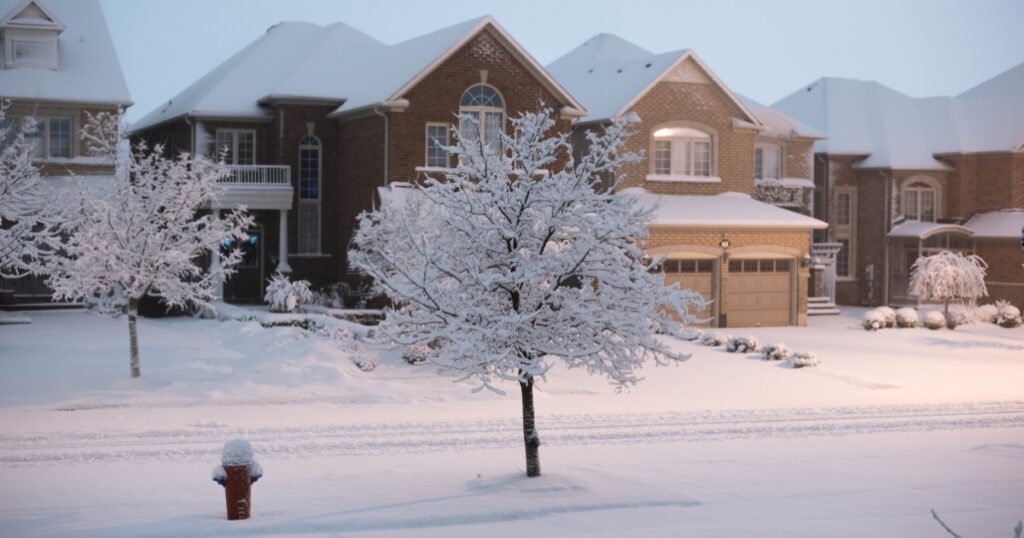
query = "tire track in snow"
xmin=1 ymin=401 xmax=1022 ymax=467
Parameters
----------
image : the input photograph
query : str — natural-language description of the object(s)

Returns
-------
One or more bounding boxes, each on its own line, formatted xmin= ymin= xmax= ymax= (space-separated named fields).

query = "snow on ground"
xmin=0 ymin=307 xmax=1022 ymax=536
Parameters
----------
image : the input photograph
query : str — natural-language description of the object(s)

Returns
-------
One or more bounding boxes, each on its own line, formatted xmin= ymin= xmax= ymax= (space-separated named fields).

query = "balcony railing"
xmin=221 ymin=165 xmax=291 ymax=186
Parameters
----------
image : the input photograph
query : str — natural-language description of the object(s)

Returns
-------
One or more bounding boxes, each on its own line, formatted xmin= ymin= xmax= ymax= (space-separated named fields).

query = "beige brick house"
xmin=775 ymin=64 xmax=1024 ymax=308
xmin=0 ymin=0 xmax=132 ymax=303
xmin=549 ymin=35 xmax=827 ymax=327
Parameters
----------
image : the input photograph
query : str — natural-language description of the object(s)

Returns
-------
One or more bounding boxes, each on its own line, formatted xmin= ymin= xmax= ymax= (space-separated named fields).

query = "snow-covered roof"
xmin=887 ymin=220 xmax=973 ymax=239
xmin=132 ymin=16 xmax=585 ymax=132
xmin=621 ymin=188 xmax=827 ymax=230
xmin=547 ymin=34 xmax=758 ymax=125
xmin=964 ymin=210 xmax=1024 ymax=239
xmin=0 ymin=0 xmax=131 ymax=106
xmin=735 ymin=94 xmax=825 ymax=140
xmin=774 ymin=64 xmax=1024 ymax=166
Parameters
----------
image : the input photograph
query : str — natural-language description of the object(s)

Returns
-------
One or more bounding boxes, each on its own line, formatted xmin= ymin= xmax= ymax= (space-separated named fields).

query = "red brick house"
xmin=548 ymin=35 xmax=827 ymax=327
xmin=775 ymin=64 xmax=1024 ymax=308
xmin=130 ymin=16 xmax=586 ymax=303
xmin=0 ymin=0 xmax=132 ymax=303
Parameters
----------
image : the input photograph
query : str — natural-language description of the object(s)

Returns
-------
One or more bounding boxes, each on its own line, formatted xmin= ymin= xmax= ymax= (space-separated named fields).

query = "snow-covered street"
xmin=1 ymin=309 xmax=1022 ymax=536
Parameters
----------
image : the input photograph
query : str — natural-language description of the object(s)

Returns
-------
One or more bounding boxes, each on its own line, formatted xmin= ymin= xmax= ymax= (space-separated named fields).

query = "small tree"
xmin=47 ymin=112 xmax=252 ymax=378
xmin=909 ymin=251 xmax=988 ymax=322
xmin=350 ymin=107 xmax=703 ymax=477
xmin=0 ymin=102 xmax=60 ymax=278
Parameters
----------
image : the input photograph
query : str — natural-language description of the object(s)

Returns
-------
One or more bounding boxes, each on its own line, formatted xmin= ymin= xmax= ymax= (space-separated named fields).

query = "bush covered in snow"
xmin=923 ymin=310 xmax=946 ymax=330
xmin=895 ymin=307 xmax=918 ymax=328
xmin=973 ymin=304 xmax=999 ymax=324
xmin=700 ymin=332 xmax=731 ymax=347
xmin=862 ymin=310 xmax=885 ymax=331
xmin=264 ymin=273 xmax=313 ymax=313
xmin=874 ymin=306 xmax=896 ymax=328
xmin=909 ymin=251 xmax=989 ymax=320
xmin=761 ymin=343 xmax=791 ymax=361
xmin=725 ymin=336 xmax=759 ymax=353
xmin=312 ymin=320 xmax=377 ymax=371
xmin=995 ymin=300 xmax=1022 ymax=328
xmin=401 ymin=343 xmax=430 ymax=365
xmin=788 ymin=351 xmax=820 ymax=368
xmin=679 ymin=328 xmax=704 ymax=342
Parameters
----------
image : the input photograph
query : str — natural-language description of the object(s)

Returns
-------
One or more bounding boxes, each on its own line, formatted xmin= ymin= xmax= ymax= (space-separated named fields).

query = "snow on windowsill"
xmin=414 ymin=166 xmax=451 ymax=174
xmin=36 ymin=156 xmax=111 ymax=165
xmin=288 ymin=253 xmax=331 ymax=259
xmin=646 ymin=174 xmax=721 ymax=184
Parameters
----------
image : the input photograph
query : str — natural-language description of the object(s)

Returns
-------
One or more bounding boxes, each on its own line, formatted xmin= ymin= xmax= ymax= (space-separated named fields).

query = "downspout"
xmin=880 ymin=169 xmax=890 ymax=306
xmin=373 ymin=107 xmax=389 ymax=188
xmin=184 ymin=116 xmax=195 ymax=155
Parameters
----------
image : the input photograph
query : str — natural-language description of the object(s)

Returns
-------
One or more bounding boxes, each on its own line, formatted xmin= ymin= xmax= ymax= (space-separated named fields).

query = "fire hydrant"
xmin=212 ymin=439 xmax=263 ymax=520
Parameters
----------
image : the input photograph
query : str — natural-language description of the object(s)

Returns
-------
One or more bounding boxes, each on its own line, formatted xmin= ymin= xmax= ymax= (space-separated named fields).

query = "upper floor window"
xmin=297 ymin=135 xmax=321 ymax=255
xmin=650 ymin=126 xmax=712 ymax=178
xmin=902 ymin=180 xmax=937 ymax=222
xmin=425 ymin=123 xmax=449 ymax=168
xmin=754 ymin=144 xmax=781 ymax=180
xmin=4 ymin=36 xmax=58 ymax=69
xmin=458 ymin=84 xmax=504 ymax=153
xmin=215 ymin=129 xmax=255 ymax=165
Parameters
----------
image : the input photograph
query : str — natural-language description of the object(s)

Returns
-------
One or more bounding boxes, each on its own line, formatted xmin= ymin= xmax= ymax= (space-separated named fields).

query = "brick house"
xmin=774 ymin=64 xmax=1024 ymax=308
xmin=548 ymin=35 xmax=827 ymax=327
xmin=130 ymin=16 xmax=586 ymax=303
xmin=0 ymin=0 xmax=132 ymax=303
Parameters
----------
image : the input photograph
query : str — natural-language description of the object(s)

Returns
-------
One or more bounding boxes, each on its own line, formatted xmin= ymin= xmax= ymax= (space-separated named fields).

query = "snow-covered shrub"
xmin=401 ymin=343 xmax=430 ymax=365
xmin=679 ymin=328 xmax=704 ymax=342
xmin=313 ymin=283 xmax=346 ymax=308
xmin=264 ymin=273 xmax=313 ymax=313
xmin=761 ymin=342 xmax=792 ymax=361
xmin=973 ymin=304 xmax=999 ymax=324
xmin=862 ymin=310 xmax=885 ymax=331
xmin=909 ymin=251 xmax=989 ymax=323
xmin=874 ymin=306 xmax=896 ymax=328
xmin=312 ymin=320 xmax=378 ymax=371
xmin=947 ymin=304 xmax=976 ymax=326
xmin=700 ymin=332 xmax=731 ymax=347
xmin=788 ymin=351 xmax=820 ymax=368
xmin=995 ymin=300 xmax=1022 ymax=328
xmin=923 ymin=310 xmax=946 ymax=330
xmin=726 ymin=336 xmax=759 ymax=353
xmin=895 ymin=307 xmax=918 ymax=328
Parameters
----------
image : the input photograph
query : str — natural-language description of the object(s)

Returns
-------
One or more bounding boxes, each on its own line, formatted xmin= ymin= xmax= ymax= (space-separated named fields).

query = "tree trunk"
xmin=519 ymin=373 xmax=541 ymax=477
xmin=943 ymin=300 xmax=949 ymax=322
xmin=128 ymin=298 xmax=141 ymax=378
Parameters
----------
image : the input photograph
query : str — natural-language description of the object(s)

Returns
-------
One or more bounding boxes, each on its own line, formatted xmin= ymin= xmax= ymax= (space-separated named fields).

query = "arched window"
xmin=458 ymin=84 xmax=505 ymax=152
xmin=902 ymin=179 xmax=938 ymax=222
xmin=754 ymin=143 xmax=782 ymax=180
xmin=297 ymin=135 xmax=321 ymax=254
xmin=651 ymin=126 xmax=713 ymax=178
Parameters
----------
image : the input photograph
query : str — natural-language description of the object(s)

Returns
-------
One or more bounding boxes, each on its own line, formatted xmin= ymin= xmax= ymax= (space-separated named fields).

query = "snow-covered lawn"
xmin=1 ymin=308 xmax=1022 ymax=536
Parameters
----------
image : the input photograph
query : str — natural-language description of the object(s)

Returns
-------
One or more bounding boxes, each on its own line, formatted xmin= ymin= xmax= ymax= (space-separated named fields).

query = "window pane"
xmin=24 ymin=118 xmax=43 ymax=159
xmin=298 ymin=203 xmax=320 ymax=254
xmin=775 ymin=259 xmax=790 ymax=272
xmin=837 ymin=193 xmax=851 ymax=225
xmin=236 ymin=132 xmax=255 ymax=165
xmin=765 ymin=147 xmax=780 ymax=179
xmin=216 ymin=131 xmax=233 ymax=163
xmin=754 ymin=148 xmax=763 ymax=179
xmin=920 ymin=190 xmax=935 ymax=221
xmin=426 ymin=124 xmax=448 ymax=168
xmin=836 ymin=239 xmax=850 ymax=277
xmin=13 ymin=40 xmax=49 ymax=64
xmin=653 ymin=140 xmax=671 ymax=175
xmin=299 ymin=143 xmax=319 ymax=200
xmin=483 ymin=112 xmax=503 ymax=152
xmin=696 ymin=260 xmax=713 ymax=273
xmin=459 ymin=115 xmax=479 ymax=143
xmin=692 ymin=140 xmax=711 ymax=176
xmin=904 ymin=191 xmax=918 ymax=220
xmin=48 ymin=118 xmax=72 ymax=158
xmin=728 ymin=260 xmax=742 ymax=272
xmin=759 ymin=260 xmax=775 ymax=272
xmin=679 ymin=260 xmax=697 ymax=273
xmin=743 ymin=260 xmax=758 ymax=272
xmin=663 ymin=260 xmax=680 ymax=273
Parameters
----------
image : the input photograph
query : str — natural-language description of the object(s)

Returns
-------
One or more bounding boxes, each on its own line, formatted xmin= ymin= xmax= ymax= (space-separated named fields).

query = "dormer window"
xmin=1 ymin=0 xmax=65 ymax=70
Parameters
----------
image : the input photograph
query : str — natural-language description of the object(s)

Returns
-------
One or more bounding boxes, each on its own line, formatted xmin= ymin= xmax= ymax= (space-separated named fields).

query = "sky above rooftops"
xmin=101 ymin=0 xmax=1024 ymax=123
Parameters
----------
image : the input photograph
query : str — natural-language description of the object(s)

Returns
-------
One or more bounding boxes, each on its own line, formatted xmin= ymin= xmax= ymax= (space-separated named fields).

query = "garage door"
xmin=726 ymin=258 xmax=792 ymax=327
xmin=662 ymin=259 xmax=715 ymax=325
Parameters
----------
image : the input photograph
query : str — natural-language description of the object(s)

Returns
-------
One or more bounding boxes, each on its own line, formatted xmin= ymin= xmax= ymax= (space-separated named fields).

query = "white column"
xmin=210 ymin=208 xmax=224 ymax=300
xmin=277 ymin=209 xmax=292 ymax=273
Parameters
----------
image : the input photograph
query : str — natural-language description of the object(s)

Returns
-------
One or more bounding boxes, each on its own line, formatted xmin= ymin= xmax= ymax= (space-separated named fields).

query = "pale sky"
xmin=101 ymin=0 xmax=1024 ymax=123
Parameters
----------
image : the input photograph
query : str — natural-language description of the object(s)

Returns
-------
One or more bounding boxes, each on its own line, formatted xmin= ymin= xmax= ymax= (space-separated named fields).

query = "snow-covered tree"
xmin=350 ymin=107 xmax=703 ymax=477
xmin=908 ymin=251 xmax=988 ymax=322
xmin=0 ymin=102 xmax=60 ymax=278
xmin=47 ymin=111 xmax=252 ymax=378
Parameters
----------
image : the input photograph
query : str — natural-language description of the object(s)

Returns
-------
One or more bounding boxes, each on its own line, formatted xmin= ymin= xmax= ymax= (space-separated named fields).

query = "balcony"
xmin=211 ymin=165 xmax=293 ymax=210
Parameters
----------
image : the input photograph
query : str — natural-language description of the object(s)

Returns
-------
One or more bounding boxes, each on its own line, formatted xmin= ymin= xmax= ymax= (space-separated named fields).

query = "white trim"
xmin=385 ymin=16 xmax=587 ymax=116
xmin=646 ymin=174 xmax=721 ymax=183
xmin=214 ymin=128 xmax=257 ymax=165
xmin=0 ymin=0 xmax=64 ymax=31
xmin=424 ymin=122 xmax=449 ymax=169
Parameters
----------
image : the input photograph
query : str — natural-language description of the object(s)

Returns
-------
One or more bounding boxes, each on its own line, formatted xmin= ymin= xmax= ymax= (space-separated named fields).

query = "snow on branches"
xmin=909 ymin=251 xmax=988 ymax=322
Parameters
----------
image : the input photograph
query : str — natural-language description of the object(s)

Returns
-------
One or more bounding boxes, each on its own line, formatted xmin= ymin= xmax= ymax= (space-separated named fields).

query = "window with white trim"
xmin=4 ymin=116 xmax=74 ymax=158
xmin=5 ymin=36 xmax=57 ymax=69
xmin=754 ymin=144 xmax=781 ymax=180
xmin=297 ymin=135 xmax=321 ymax=254
xmin=833 ymin=188 xmax=856 ymax=278
xmin=650 ymin=126 xmax=712 ymax=177
xmin=215 ymin=129 xmax=256 ymax=165
xmin=425 ymin=123 xmax=449 ymax=168
xmin=902 ymin=180 xmax=937 ymax=222
xmin=458 ymin=84 xmax=504 ymax=153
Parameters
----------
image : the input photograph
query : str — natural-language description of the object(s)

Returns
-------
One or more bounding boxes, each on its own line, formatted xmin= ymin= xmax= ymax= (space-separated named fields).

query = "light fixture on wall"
xmin=719 ymin=237 xmax=731 ymax=249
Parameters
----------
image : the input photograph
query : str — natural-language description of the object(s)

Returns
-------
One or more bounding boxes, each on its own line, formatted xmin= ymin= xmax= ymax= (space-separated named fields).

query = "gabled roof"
xmin=547 ymin=34 xmax=759 ymax=125
xmin=774 ymin=63 xmax=1024 ymax=167
xmin=0 ymin=0 xmax=130 ymax=106
xmin=132 ymin=16 xmax=586 ymax=132
xmin=0 ymin=0 xmax=63 ymax=31
xmin=887 ymin=220 xmax=972 ymax=239
xmin=735 ymin=93 xmax=825 ymax=140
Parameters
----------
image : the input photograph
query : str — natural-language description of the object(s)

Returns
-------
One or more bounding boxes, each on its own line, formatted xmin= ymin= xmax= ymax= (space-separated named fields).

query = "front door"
xmin=223 ymin=225 xmax=264 ymax=303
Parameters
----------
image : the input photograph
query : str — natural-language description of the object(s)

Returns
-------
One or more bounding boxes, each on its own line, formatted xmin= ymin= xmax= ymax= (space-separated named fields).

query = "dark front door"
xmin=224 ymin=225 xmax=264 ymax=303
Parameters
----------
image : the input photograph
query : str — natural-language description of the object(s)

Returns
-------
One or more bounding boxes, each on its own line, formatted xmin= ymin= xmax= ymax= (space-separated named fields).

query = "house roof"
xmin=964 ymin=209 xmax=1024 ymax=239
xmin=132 ymin=16 xmax=585 ymax=132
xmin=735 ymin=93 xmax=825 ymax=140
xmin=773 ymin=63 xmax=1024 ymax=167
xmin=621 ymin=188 xmax=828 ymax=230
xmin=0 ymin=0 xmax=131 ymax=106
xmin=546 ymin=34 xmax=758 ymax=125
xmin=887 ymin=220 xmax=973 ymax=239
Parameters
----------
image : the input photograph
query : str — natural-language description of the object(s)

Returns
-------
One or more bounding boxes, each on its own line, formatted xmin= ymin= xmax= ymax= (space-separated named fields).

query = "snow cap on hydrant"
xmin=222 ymin=438 xmax=254 ymax=466
xmin=212 ymin=438 xmax=263 ymax=520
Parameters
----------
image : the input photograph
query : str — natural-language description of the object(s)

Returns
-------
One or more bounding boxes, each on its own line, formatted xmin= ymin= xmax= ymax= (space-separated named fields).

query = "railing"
xmin=221 ymin=165 xmax=291 ymax=185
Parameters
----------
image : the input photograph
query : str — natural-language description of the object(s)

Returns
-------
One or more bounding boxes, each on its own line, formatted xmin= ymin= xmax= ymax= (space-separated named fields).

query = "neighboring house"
xmin=774 ymin=63 xmax=1024 ymax=308
xmin=0 ymin=0 xmax=132 ymax=303
xmin=130 ymin=16 xmax=586 ymax=303
xmin=548 ymin=34 xmax=828 ymax=327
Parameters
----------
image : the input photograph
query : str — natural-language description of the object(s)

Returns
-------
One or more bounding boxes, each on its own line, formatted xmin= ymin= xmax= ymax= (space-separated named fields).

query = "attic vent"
xmin=587 ymin=68 xmax=593 ymax=73
xmin=617 ymin=68 xmax=623 ymax=74
xmin=806 ymin=86 xmax=812 ymax=92
xmin=645 ymin=63 xmax=652 ymax=68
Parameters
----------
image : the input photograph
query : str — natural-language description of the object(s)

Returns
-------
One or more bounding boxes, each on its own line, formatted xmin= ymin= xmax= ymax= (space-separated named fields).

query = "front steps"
xmin=808 ymin=296 xmax=840 ymax=316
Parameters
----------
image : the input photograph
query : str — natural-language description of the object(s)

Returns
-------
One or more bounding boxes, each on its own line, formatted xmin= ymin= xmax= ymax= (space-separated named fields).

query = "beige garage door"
xmin=726 ymin=258 xmax=792 ymax=327
xmin=662 ymin=259 xmax=715 ymax=325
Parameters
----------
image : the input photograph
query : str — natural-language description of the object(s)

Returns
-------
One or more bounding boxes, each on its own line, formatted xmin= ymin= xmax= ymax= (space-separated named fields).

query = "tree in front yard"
xmin=349 ymin=107 xmax=703 ymax=477
xmin=46 ymin=112 xmax=252 ymax=378
xmin=908 ymin=250 xmax=988 ymax=324
xmin=0 ymin=102 xmax=61 ymax=278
